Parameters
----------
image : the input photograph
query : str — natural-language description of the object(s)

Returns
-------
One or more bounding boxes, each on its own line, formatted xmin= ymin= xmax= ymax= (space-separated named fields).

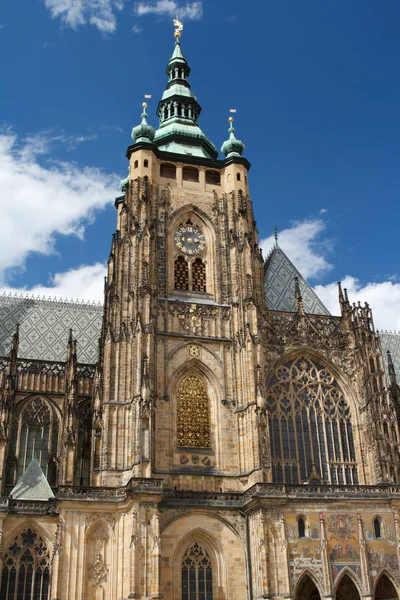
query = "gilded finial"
xmin=173 ymin=18 xmax=184 ymax=39
xmin=274 ymin=225 xmax=279 ymax=247
xmin=142 ymin=102 xmax=147 ymax=109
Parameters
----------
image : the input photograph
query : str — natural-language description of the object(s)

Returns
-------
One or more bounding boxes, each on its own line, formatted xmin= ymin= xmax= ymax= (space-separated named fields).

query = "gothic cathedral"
xmin=1 ymin=25 xmax=400 ymax=600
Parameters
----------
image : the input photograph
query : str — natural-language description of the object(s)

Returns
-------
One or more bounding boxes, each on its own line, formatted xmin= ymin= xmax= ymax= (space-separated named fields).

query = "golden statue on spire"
xmin=173 ymin=18 xmax=184 ymax=39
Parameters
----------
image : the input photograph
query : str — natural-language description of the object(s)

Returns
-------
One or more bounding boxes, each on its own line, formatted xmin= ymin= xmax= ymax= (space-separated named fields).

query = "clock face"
xmin=174 ymin=225 xmax=206 ymax=255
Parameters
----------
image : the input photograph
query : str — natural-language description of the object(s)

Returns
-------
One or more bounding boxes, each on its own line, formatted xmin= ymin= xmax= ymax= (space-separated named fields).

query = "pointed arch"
xmin=177 ymin=375 xmax=210 ymax=448
xmin=3 ymin=519 xmax=52 ymax=553
xmin=334 ymin=567 xmax=362 ymax=599
xmin=265 ymin=352 xmax=359 ymax=485
xmin=293 ymin=570 xmax=322 ymax=600
xmin=6 ymin=395 xmax=60 ymax=489
xmin=83 ymin=518 xmax=115 ymax=600
xmin=375 ymin=569 xmax=400 ymax=599
xmin=0 ymin=527 xmax=51 ymax=600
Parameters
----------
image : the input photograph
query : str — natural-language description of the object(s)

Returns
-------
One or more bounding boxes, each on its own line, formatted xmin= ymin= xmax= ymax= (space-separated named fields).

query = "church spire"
xmin=154 ymin=21 xmax=218 ymax=159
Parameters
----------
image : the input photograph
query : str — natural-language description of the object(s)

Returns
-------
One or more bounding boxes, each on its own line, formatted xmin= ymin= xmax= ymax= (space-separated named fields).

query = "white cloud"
xmin=135 ymin=0 xmax=203 ymax=19
xmin=0 ymin=131 xmax=118 ymax=284
xmin=0 ymin=263 xmax=106 ymax=303
xmin=43 ymin=0 xmax=124 ymax=32
xmin=314 ymin=276 xmax=400 ymax=331
xmin=260 ymin=218 xmax=333 ymax=279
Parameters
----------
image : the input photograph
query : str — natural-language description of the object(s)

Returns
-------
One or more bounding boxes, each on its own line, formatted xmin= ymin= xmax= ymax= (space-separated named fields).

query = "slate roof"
xmin=378 ymin=332 xmax=400 ymax=383
xmin=264 ymin=246 xmax=330 ymax=315
xmin=0 ymin=294 xmax=103 ymax=364
xmin=10 ymin=458 xmax=54 ymax=501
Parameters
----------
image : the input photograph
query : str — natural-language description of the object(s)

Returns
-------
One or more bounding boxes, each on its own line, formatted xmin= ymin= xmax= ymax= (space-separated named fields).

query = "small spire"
xmin=294 ymin=277 xmax=304 ymax=314
xmin=274 ymin=225 xmax=279 ymax=248
xmin=131 ymin=100 xmax=155 ymax=144
xmin=221 ymin=116 xmax=245 ymax=158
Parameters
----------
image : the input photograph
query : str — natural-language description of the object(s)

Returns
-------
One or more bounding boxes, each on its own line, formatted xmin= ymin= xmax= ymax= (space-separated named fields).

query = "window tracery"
xmin=0 ymin=529 xmax=50 ymax=600
xmin=6 ymin=397 xmax=59 ymax=487
xmin=181 ymin=542 xmax=213 ymax=600
xmin=266 ymin=356 xmax=358 ymax=485
xmin=192 ymin=259 xmax=206 ymax=292
xmin=177 ymin=375 xmax=211 ymax=448
xmin=175 ymin=257 xmax=189 ymax=290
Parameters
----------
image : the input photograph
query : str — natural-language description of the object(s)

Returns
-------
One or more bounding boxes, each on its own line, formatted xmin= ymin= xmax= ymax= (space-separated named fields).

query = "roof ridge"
xmin=0 ymin=292 xmax=103 ymax=310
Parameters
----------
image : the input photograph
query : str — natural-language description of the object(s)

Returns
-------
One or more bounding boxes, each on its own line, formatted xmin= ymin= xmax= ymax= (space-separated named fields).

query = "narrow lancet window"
xmin=192 ymin=258 xmax=206 ymax=292
xmin=182 ymin=542 xmax=212 ymax=600
xmin=174 ymin=256 xmax=189 ymax=290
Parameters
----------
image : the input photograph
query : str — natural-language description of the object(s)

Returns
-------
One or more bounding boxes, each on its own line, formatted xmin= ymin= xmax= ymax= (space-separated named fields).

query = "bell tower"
xmin=93 ymin=23 xmax=267 ymax=491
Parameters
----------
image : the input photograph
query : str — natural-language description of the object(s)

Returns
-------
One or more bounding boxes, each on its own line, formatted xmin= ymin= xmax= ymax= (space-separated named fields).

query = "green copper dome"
xmin=131 ymin=104 xmax=156 ymax=144
xmin=221 ymin=118 xmax=245 ymax=158
xmin=154 ymin=37 xmax=218 ymax=159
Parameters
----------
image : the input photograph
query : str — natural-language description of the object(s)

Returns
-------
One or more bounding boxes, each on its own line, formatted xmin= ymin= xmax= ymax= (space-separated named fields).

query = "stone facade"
xmin=0 ymin=33 xmax=400 ymax=600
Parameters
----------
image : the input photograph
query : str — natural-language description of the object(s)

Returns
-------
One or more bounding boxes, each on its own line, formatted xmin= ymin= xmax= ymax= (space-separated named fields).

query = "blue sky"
xmin=1 ymin=0 xmax=400 ymax=329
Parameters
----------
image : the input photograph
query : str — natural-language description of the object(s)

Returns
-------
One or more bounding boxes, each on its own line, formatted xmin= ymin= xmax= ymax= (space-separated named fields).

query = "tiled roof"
xmin=379 ymin=332 xmax=400 ymax=383
xmin=264 ymin=246 xmax=330 ymax=315
xmin=0 ymin=294 xmax=103 ymax=364
xmin=10 ymin=458 xmax=54 ymax=501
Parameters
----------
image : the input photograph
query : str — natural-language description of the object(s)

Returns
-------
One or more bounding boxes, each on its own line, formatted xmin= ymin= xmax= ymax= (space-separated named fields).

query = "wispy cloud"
xmin=0 ymin=263 xmax=106 ymax=303
xmin=260 ymin=218 xmax=334 ymax=280
xmin=43 ymin=0 xmax=124 ymax=33
xmin=132 ymin=24 xmax=142 ymax=33
xmin=134 ymin=1 xmax=203 ymax=20
xmin=0 ymin=129 xmax=118 ymax=283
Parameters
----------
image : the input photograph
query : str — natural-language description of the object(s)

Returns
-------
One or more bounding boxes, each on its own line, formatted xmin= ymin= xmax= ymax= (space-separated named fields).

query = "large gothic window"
xmin=177 ymin=376 xmax=211 ymax=448
xmin=182 ymin=542 xmax=213 ymax=600
xmin=6 ymin=397 xmax=59 ymax=487
xmin=266 ymin=357 xmax=358 ymax=485
xmin=0 ymin=529 xmax=50 ymax=600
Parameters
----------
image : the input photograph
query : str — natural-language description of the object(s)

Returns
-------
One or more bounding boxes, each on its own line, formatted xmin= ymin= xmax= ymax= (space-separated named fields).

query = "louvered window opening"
xmin=182 ymin=542 xmax=213 ymax=600
xmin=192 ymin=259 xmax=206 ymax=292
xmin=175 ymin=257 xmax=189 ymax=290
xmin=0 ymin=529 xmax=50 ymax=600
xmin=266 ymin=357 xmax=358 ymax=485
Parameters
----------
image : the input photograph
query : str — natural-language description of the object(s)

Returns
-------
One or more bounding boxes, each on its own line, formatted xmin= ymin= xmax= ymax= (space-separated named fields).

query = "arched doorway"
xmin=375 ymin=573 xmax=399 ymax=599
xmin=295 ymin=574 xmax=321 ymax=600
xmin=336 ymin=573 xmax=361 ymax=599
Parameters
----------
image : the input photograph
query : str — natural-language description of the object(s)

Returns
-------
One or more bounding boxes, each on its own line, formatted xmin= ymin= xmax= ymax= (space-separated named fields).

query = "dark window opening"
xmin=183 ymin=167 xmax=199 ymax=182
xmin=144 ymin=159 xmax=149 ymax=168
xmin=134 ymin=160 xmax=138 ymax=169
xmin=236 ymin=173 xmax=241 ymax=181
xmin=160 ymin=163 xmax=176 ymax=179
xmin=192 ymin=258 xmax=206 ymax=292
xmin=206 ymin=170 xmax=221 ymax=186
xmin=174 ymin=256 xmax=189 ymax=290
xmin=298 ymin=517 xmax=306 ymax=538
xmin=374 ymin=517 xmax=382 ymax=539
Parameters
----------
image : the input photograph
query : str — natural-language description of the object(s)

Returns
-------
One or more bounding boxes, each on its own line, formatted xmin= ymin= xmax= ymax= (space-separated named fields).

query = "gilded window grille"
xmin=182 ymin=542 xmax=213 ymax=600
xmin=265 ymin=356 xmax=358 ymax=485
xmin=0 ymin=529 xmax=50 ymax=600
xmin=6 ymin=397 xmax=59 ymax=487
xmin=177 ymin=375 xmax=211 ymax=448
xmin=175 ymin=256 xmax=189 ymax=290
xmin=192 ymin=258 xmax=206 ymax=292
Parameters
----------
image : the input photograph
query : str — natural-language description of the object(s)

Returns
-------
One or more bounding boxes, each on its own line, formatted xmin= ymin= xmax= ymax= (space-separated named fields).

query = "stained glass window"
xmin=182 ymin=542 xmax=212 ymax=600
xmin=265 ymin=357 xmax=358 ymax=485
xmin=177 ymin=376 xmax=211 ymax=448
xmin=6 ymin=398 xmax=59 ymax=487
xmin=0 ymin=529 xmax=50 ymax=600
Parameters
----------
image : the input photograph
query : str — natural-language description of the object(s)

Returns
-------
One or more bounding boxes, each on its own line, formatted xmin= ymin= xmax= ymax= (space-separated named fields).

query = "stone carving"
xmin=88 ymin=552 xmax=108 ymax=587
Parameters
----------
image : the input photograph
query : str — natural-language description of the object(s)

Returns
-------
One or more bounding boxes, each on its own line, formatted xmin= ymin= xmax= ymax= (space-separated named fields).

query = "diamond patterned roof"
xmin=0 ymin=295 xmax=103 ymax=364
xmin=379 ymin=332 xmax=400 ymax=383
xmin=264 ymin=247 xmax=330 ymax=315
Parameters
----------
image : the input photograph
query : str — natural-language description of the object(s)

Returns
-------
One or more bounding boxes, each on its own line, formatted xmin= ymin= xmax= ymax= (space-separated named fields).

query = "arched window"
xmin=144 ymin=159 xmax=149 ymax=168
xmin=236 ymin=173 xmax=241 ymax=181
xmin=160 ymin=163 xmax=176 ymax=179
xmin=134 ymin=160 xmax=138 ymax=168
xmin=298 ymin=517 xmax=306 ymax=539
xmin=175 ymin=256 xmax=189 ymax=291
xmin=0 ymin=529 xmax=50 ymax=600
xmin=6 ymin=397 xmax=59 ymax=487
xmin=182 ymin=542 xmax=212 ymax=600
xmin=205 ymin=170 xmax=220 ymax=186
xmin=75 ymin=401 xmax=92 ymax=486
xmin=192 ymin=258 xmax=206 ymax=292
xmin=374 ymin=517 xmax=383 ymax=539
xmin=266 ymin=357 xmax=358 ymax=485
xmin=182 ymin=167 xmax=199 ymax=182
xmin=177 ymin=375 xmax=211 ymax=448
